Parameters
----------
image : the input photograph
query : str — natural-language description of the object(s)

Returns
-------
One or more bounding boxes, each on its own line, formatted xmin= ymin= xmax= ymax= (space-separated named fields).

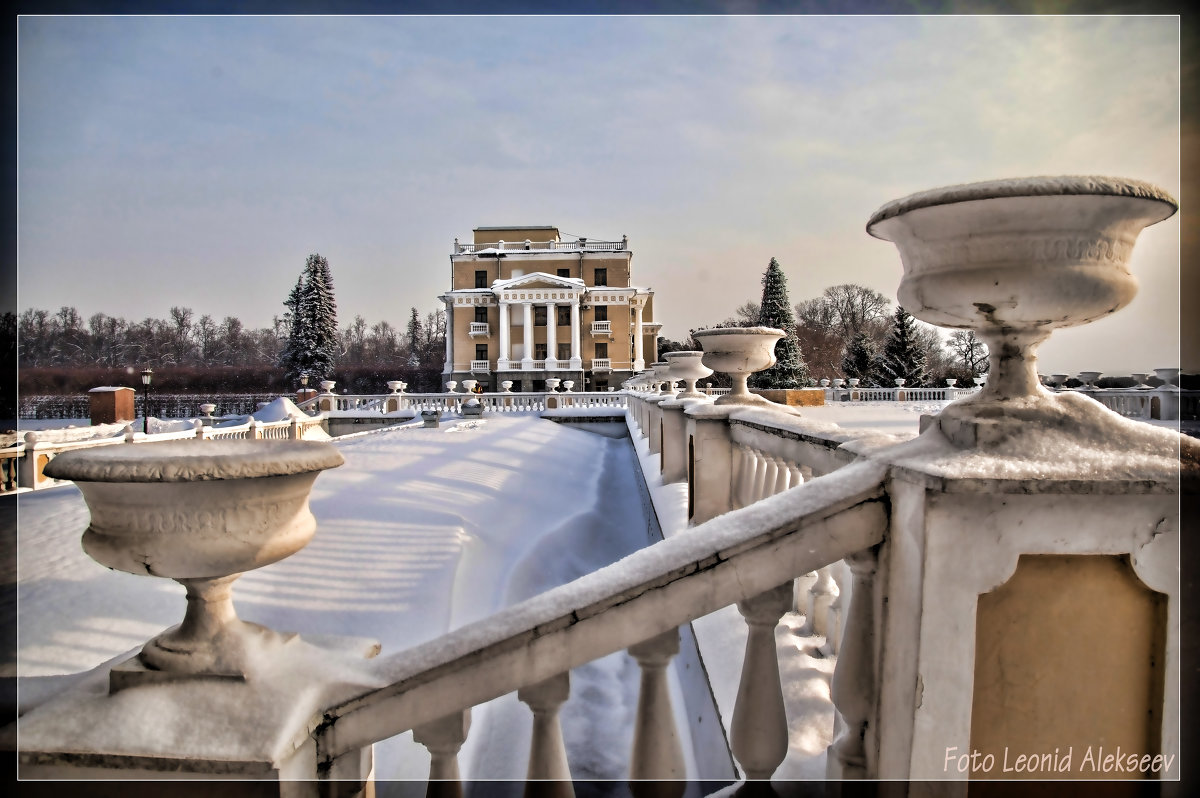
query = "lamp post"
xmin=140 ymin=369 xmax=153 ymax=435
xmin=300 ymin=372 xmax=309 ymax=390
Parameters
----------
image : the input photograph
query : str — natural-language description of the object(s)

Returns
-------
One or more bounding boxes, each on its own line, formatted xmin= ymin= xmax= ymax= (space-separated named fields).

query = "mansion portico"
xmin=440 ymin=225 xmax=659 ymax=391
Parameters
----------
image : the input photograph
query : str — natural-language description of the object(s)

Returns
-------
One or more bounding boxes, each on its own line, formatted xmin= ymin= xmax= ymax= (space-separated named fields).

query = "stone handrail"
xmin=313 ymin=459 xmax=890 ymax=781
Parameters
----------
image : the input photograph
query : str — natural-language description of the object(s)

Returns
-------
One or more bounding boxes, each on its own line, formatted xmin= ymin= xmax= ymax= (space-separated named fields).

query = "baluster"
xmin=628 ymin=630 xmax=686 ymax=784
xmin=758 ymin=456 xmax=779 ymax=500
xmin=787 ymin=463 xmax=803 ymax=487
xmin=802 ymin=565 xmax=836 ymax=637
xmin=730 ymin=443 xmax=745 ymax=510
xmin=822 ymin=560 xmax=850 ymax=656
xmin=828 ymin=547 xmax=880 ymax=779
xmin=413 ymin=709 xmax=471 ymax=797
xmin=752 ymin=451 xmax=771 ymax=502
xmin=731 ymin=582 xmax=793 ymax=780
xmin=772 ymin=457 xmax=791 ymax=494
xmin=739 ymin=446 xmax=758 ymax=509
xmin=517 ymin=671 xmax=574 ymax=792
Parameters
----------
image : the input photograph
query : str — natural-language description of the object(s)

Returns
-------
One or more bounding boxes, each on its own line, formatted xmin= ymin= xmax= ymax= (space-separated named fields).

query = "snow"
xmin=11 ymin=415 xmax=719 ymax=782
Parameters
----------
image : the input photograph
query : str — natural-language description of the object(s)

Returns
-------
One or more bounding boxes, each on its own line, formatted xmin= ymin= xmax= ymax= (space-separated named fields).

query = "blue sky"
xmin=18 ymin=14 xmax=1180 ymax=374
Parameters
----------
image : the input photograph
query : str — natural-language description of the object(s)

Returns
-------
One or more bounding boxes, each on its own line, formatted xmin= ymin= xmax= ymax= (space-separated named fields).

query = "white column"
xmin=518 ymin=672 xmax=573 ymax=785
xmin=522 ymin=302 xmax=534 ymax=368
xmin=569 ymin=300 xmax=582 ymax=369
xmin=633 ymin=303 xmax=645 ymax=371
xmin=443 ymin=299 xmax=454 ymax=375
xmin=498 ymin=301 xmax=510 ymax=365
xmin=545 ymin=302 xmax=557 ymax=368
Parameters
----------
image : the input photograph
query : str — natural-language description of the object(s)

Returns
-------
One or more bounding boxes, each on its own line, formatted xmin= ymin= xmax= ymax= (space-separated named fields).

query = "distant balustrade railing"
xmin=470 ymin=359 xmax=490 ymax=372
xmin=591 ymin=320 xmax=612 ymax=335
xmin=468 ymin=322 xmax=490 ymax=337
xmin=9 ymin=415 xmax=326 ymax=492
xmin=454 ymin=238 xmax=628 ymax=254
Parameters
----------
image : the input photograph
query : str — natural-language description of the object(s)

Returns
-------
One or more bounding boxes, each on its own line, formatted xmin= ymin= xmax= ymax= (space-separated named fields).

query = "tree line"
xmin=18 ymin=252 xmax=448 ymax=395
xmin=660 ymin=260 xmax=989 ymax=389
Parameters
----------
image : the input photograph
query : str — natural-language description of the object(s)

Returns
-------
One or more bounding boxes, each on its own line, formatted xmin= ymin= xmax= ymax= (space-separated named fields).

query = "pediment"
xmin=496 ymin=272 xmax=583 ymax=291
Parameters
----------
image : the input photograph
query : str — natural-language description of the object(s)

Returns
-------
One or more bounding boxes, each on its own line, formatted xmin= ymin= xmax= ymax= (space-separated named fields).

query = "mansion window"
xmin=594 ymin=305 xmax=608 ymax=321
xmin=474 ymin=307 xmax=488 ymax=323
xmin=475 ymin=270 xmax=488 ymax=288
xmin=557 ymin=343 xmax=570 ymax=361
xmin=476 ymin=344 xmax=488 ymax=361
xmin=594 ymin=342 xmax=608 ymax=359
xmin=557 ymin=306 xmax=570 ymax=326
xmin=557 ymin=268 xmax=571 ymax=278
xmin=534 ymin=306 xmax=547 ymax=327
xmin=535 ymin=343 xmax=548 ymax=360
xmin=593 ymin=268 xmax=607 ymax=286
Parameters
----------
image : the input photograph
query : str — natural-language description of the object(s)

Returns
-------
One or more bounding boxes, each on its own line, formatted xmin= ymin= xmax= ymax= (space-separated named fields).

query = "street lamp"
xmin=140 ymin=369 xmax=154 ymax=435
xmin=300 ymin=372 xmax=309 ymax=389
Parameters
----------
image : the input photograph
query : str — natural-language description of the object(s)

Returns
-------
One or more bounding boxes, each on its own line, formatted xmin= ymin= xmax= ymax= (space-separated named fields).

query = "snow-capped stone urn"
xmin=461 ymin=379 xmax=478 ymax=393
xmin=387 ymin=380 xmax=404 ymax=394
xmin=692 ymin=327 xmax=786 ymax=406
xmin=663 ymin=351 xmax=713 ymax=399
xmin=445 ymin=381 xmax=458 ymax=394
xmin=866 ymin=175 xmax=1177 ymax=449
xmin=42 ymin=440 xmax=344 ymax=688
xmin=1077 ymin=371 xmax=1102 ymax=389
xmin=561 ymin=380 xmax=574 ymax=392
xmin=501 ymin=380 xmax=514 ymax=393
xmin=544 ymin=378 xmax=561 ymax=392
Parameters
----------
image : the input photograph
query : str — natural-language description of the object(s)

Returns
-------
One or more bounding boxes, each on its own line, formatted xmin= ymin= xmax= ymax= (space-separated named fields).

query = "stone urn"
xmin=445 ymin=381 xmax=458 ymax=393
xmin=501 ymin=380 xmax=514 ymax=393
xmin=648 ymin=362 xmax=673 ymax=396
xmin=1049 ymin=374 xmax=1068 ymax=388
xmin=895 ymin=378 xmax=907 ymax=387
xmin=1077 ymin=371 xmax=1102 ymax=388
xmin=42 ymin=440 xmax=344 ymax=683
xmin=319 ymin=381 xmax=336 ymax=393
xmin=848 ymin=378 xmax=860 ymax=388
xmin=819 ymin=379 xmax=830 ymax=388
xmin=198 ymin=403 xmax=217 ymax=423
xmin=832 ymin=378 xmax=845 ymax=389
xmin=461 ymin=379 xmax=478 ymax=393
xmin=1154 ymin=367 xmax=1179 ymax=385
xmin=664 ymin=351 xmax=713 ymax=399
xmin=867 ymin=175 xmax=1177 ymax=448
xmin=545 ymin=378 xmax=561 ymax=392
xmin=692 ymin=327 xmax=785 ymax=406
xmin=387 ymin=380 xmax=404 ymax=393
xmin=1131 ymin=373 xmax=1151 ymax=389
xmin=974 ymin=375 xmax=987 ymax=387
xmin=561 ymin=380 xmax=574 ymax=392
xmin=945 ymin=378 xmax=957 ymax=387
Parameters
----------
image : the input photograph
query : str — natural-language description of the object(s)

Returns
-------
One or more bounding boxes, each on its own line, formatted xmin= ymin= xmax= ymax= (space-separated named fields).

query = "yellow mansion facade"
xmin=440 ymin=226 xmax=659 ymax=391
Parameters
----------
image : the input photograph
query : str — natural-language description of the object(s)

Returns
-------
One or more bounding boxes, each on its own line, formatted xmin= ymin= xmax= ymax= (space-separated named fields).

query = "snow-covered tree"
xmin=876 ymin=306 xmax=929 ymax=386
xmin=749 ymin=258 xmax=809 ymax=389
xmin=841 ymin=330 xmax=880 ymax=386
xmin=279 ymin=253 xmax=339 ymax=383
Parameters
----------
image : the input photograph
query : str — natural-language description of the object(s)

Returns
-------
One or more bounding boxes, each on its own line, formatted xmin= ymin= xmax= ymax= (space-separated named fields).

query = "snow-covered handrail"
xmin=313 ymin=460 xmax=890 ymax=781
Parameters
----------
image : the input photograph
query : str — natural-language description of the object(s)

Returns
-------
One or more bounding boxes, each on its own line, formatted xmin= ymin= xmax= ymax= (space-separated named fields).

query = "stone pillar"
xmin=545 ymin=302 xmax=557 ymax=367
xmin=499 ymin=301 xmax=510 ymax=363
xmin=522 ymin=302 xmax=534 ymax=369
xmin=686 ymin=407 xmax=735 ymax=525
xmin=659 ymin=400 xmax=688 ymax=483
xmin=414 ymin=709 xmax=471 ymax=789
xmin=569 ymin=300 xmax=582 ymax=369
xmin=633 ymin=303 xmax=645 ymax=371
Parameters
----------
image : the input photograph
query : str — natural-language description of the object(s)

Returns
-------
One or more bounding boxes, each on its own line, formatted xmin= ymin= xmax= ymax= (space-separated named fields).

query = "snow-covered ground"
xmin=10 ymin=414 xmax=731 ymax=785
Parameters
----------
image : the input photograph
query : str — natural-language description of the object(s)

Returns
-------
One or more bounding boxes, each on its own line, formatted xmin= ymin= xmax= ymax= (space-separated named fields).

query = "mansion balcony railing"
xmin=592 ymin=358 xmax=612 ymax=372
xmin=470 ymin=359 xmax=490 ymax=372
xmin=591 ymin=320 xmax=612 ymax=336
xmin=454 ymin=238 xmax=627 ymax=254
xmin=495 ymin=358 xmax=577 ymax=372
xmin=468 ymin=322 xmax=490 ymax=337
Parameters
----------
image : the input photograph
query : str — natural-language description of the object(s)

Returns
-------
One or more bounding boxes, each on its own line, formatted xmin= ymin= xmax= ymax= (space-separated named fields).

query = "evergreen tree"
xmin=405 ymin=307 xmax=423 ymax=367
xmin=841 ymin=330 xmax=880 ymax=386
xmin=877 ymin=306 xmax=929 ymax=387
xmin=279 ymin=253 xmax=338 ymax=384
xmin=749 ymin=258 xmax=809 ymax=389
